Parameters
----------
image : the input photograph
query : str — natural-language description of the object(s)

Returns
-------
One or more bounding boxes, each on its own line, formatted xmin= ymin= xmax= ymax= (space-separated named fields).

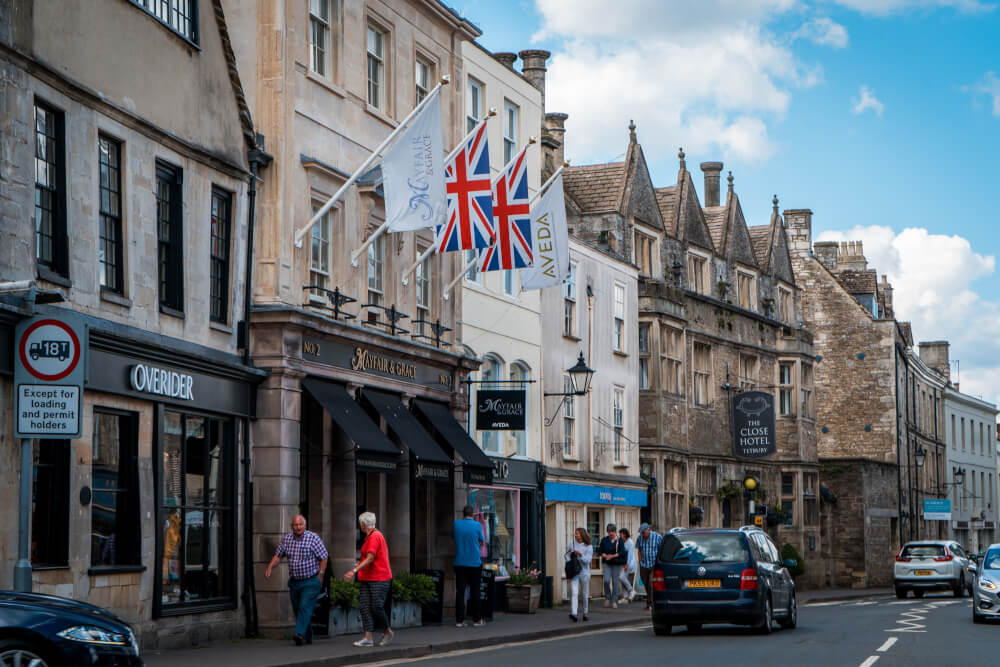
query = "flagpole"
xmin=529 ymin=162 xmax=569 ymax=206
xmin=398 ymin=111 xmax=498 ymax=285
xmin=442 ymin=256 xmax=478 ymax=301
xmin=293 ymin=78 xmax=449 ymax=248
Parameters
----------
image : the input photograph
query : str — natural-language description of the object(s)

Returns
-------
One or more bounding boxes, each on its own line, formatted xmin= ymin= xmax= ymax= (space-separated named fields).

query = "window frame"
xmin=739 ymin=354 xmax=757 ymax=392
xmin=563 ymin=263 xmax=577 ymax=337
xmin=34 ymin=100 xmax=69 ymax=280
xmin=156 ymin=160 xmax=185 ymax=315
xmin=510 ymin=363 xmax=530 ymax=457
xmin=563 ymin=374 xmax=576 ymax=458
xmin=478 ymin=355 xmax=503 ymax=454
xmin=90 ymin=408 xmax=142 ymax=570
xmin=778 ymin=285 xmax=793 ymax=323
xmin=661 ymin=325 xmax=683 ymax=395
xmin=415 ymin=55 xmax=432 ymax=105
xmin=414 ymin=247 xmax=431 ymax=334
xmin=129 ymin=0 xmax=199 ymax=45
xmin=366 ymin=22 xmax=387 ymax=111
xmin=736 ymin=268 xmax=757 ymax=311
xmin=800 ymin=363 xmax=814 ymax=419
xmin=634 ymin=230 xmax=655 ymax=277
xmin=31 ymin=439 xmax=70 ymax=567
xmin=98 ymin=134 xmax=124 ymax=294
xmin=209 ymin=187 xmax=233 ymax=324
xmin=613 ymin=282 xmax=626 ymax=353
xmin=467 ymin=77 xmax=484 ymax=133
xmin=638 ymin=323 xmax=650 ymax=390
xmin=692 ymin=341 xmax=711 ymax=406
xmin=367 ymin=229 xmax=385 ymax=310
xmin=465 ymin=249 xmax=482 ymax=285
xmin=502 ymin=99 xmax=518 ymax=165
xmin=309 ymin=0 xmax=332 ymax=78
xmin=308 ymin=204 xmax=331 ymax=299
xmin=613 ymin=386 xmax=625 ymax=463
xmin=687 ymin=250 xmax=708 ymax=295
xmin=778 ymin=361 xmax=795 ymax=417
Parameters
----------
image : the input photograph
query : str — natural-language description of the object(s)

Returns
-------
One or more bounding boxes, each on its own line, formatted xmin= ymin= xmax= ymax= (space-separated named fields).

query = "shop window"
xmin=586 ymin=510 xmax=602 ymax=569
xmin=468 ymin=488 xmax=518 ymax=576
xmin=91 ymin=410 xmax=141 ymax=568
xmin=32 ymin=439 xmax=70 ymax=567
xmin=158 ymin=410 xmax=234 ymax=614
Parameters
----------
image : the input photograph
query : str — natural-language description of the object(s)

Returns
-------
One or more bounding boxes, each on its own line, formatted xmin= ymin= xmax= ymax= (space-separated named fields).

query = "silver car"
xmin=893 ymin=540 xmax=975 ymax=598
xmin=973 ymin=544 xmax=1000 ymax=623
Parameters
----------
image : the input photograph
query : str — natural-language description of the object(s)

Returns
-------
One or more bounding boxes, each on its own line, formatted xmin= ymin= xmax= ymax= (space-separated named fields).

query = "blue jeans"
xmin=288 ymin=576 xmax=322 ymax=640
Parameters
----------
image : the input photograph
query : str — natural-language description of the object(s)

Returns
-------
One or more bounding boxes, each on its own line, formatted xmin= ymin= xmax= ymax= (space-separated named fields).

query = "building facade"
xmin=0 ymin=0 xmax=263 ymax=648
xmin=458 ymin=42 xmax=546 ymax=578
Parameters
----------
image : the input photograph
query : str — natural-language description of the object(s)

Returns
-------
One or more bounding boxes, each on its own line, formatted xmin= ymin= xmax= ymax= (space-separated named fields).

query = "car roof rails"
xmin=739 ymin=525 xmax=760 ymax=532
xmin=668 ymin=526 xmax=686 ymax=533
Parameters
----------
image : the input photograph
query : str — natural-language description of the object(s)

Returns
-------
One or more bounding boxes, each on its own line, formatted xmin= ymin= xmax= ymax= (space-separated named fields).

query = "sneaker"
xmin=353 ymin=639 xmax=374 ymax=647
xmin=612 ymin=603 xmax=618 ymax=609
xmin=629 ymin=589 xmax=637 ymax=601
xmin=473 ymin=619 xmax=487 ymax=627
xmin=569 ymin=614 xmax=578 ymax=622
xmin=455 ymin=622 xmax=467 ymax=628
xmin=379 ymin=630 xmax=393 ymax=647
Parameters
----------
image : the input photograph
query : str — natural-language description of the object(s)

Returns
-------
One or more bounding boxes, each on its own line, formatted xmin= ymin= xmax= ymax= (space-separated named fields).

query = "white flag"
xmin=383 ymin=88 xmax=446 ymax=232
xmin=520 ymin=173 xmax=570 ymax=290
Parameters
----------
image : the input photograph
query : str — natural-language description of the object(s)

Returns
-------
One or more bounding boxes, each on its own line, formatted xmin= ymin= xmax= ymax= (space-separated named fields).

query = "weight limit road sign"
xmin=14 ymin=314 xmax=87 ymax=439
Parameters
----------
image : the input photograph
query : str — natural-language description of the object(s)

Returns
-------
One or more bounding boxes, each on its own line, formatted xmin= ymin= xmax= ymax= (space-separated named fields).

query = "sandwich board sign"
xmin=14 ymin=314 xmax=87 ymax=439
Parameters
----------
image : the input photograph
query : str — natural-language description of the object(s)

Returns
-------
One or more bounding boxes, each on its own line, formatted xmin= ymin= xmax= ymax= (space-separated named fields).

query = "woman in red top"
xmin=344 ymin=511 xmax=393 ymax=647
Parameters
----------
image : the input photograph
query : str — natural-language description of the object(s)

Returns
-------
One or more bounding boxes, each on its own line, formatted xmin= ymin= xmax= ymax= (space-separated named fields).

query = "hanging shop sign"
xmin=475 ymin=389 xmax=526 ymax=431
xmin=302 ymin=336 xmax=454 ymax=389
xmin=487 ymin=456 xmax=539 ymax=488
xmin=14 ymin=314 xmax=87 ymax=439
xmin=732 ymin=390 xmax=777 ymax=458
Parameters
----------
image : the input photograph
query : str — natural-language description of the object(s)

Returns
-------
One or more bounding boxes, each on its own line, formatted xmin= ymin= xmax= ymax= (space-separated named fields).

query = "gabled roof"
xmin=704 ymin=206 xmax=728 ymax=250
xmin=563 ymin=162 xmax=627 ymax=214
xmin=748 ymin=226 xmax=772 ymax=268
xmin=655 ymin=186 xmax=678 ymax=237
xmin=675 ymin=165 xmax=715 ymax=252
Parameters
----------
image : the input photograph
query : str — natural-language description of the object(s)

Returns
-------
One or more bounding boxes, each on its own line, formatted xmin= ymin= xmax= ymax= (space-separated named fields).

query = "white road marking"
xmin=859 ymin=656 xmax=880 ymax=667
xmin=854 ymin=601 xmax=878 ymax=606
xmin=608 ymin=624 xmax=652 ymax=631
xmin=806 ymin=601 xmax=844 ymax=607
xmin=888 ymin=600 xmax=923 ymax=605
xmin=885 ymin=605 xmax=929 ymax=632
xmin=877 ymin=637 xmax=898 ymax=652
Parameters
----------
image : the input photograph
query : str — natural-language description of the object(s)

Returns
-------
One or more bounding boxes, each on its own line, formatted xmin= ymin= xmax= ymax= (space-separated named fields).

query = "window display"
xmin=468 ymin=488 xmax=519 ymax=577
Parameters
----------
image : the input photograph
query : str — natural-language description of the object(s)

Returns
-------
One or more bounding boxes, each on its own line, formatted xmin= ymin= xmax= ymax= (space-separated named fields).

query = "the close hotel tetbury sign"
xmin=302 ymin=337 xmax=453 ymax=389
xmin=732 ymin=390 xmax=777 ymax=458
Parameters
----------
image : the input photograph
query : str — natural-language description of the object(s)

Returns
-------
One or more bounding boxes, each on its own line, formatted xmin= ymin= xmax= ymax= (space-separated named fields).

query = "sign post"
xmin=12 ymin=314 xmax=87 ymax=591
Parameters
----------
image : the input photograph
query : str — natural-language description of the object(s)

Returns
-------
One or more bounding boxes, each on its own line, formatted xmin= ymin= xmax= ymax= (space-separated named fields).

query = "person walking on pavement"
xmin=635 ymin=523 xmax=663 ymax=610
xmin=454 ymin=504 xmax=487 ymax=628
xmin=565 ymin=527 xmax=593 ymax=622
xmin=344 ymin=512 xmax=393 ymax=648
xmin=598 ymin=523 xmax=626 ymax=608
xmin=264 ymin=515 xmax=328 ymax=646
xmin=618 ymin=527 xmax=636 ymax=603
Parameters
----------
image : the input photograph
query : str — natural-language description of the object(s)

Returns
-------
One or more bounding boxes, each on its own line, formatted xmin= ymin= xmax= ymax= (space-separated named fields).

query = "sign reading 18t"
xmin=14 ymin=315 xmax=87 ymax=439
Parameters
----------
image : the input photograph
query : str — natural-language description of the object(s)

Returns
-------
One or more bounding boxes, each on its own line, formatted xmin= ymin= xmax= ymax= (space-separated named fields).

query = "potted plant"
xmin=505 ymin=564 xmax=542 ymax=613
xmin=328 ymin=579 xmax=361 ymax=635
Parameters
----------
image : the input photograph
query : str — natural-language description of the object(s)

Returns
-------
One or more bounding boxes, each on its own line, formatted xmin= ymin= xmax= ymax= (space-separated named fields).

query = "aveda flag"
xmin=520 ymin=172 xmax=570 ymax=290
xmin=383 ymin=88 xmax=446 ymax=232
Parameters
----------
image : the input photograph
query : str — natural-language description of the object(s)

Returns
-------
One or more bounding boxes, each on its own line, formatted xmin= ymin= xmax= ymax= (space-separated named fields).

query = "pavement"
xmin=143 ymin=588 xmax=891 ymax=667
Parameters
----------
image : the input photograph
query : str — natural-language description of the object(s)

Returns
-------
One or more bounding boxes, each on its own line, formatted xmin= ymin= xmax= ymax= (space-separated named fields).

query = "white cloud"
xmin=965 ymin=71 xmax=1000 ymax=115
xmin=851 ymin=85 xmax=885 ymax=116
xmin=816 ymin=226 xmax=1000 ymax=407
xmin=792 ymin=17 xmax=849 ymax=48
xmin=830 ymin=0 xmax=996 ymax=15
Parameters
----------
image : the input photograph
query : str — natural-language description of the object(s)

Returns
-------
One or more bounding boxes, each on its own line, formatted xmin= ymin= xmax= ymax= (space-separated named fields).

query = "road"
xmin=370 ymin=593 xmax=991 ymax=667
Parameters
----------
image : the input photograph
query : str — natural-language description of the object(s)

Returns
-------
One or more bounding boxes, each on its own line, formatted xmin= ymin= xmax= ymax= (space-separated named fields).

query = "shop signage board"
xmin=14 ymin=314 xmax=87 ymax=439
xmin=414 ymin=462 xmax=450 ymax=481
xmin=302 ymin=336 xmax=454 ymax=390
xmin=923 ymin=498 xmax=951 ymax=520
xmin=545 ymin=481 xmax=647 ymax=507
xmin=488 ymin=456 xmax=538 ymax=488
xmin=475 ymin=389 xmax=526 ymax=430
xmin=732 ymin=390 xmax=777 ymax=458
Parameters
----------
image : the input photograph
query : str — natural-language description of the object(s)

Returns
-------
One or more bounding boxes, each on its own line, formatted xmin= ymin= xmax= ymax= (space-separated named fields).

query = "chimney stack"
xmin=542 ymin=112 xmax=568 ymax=178
xmin=918 ymin=341 xmax=951 ymax=381
xmin=813 ymin=242 xmax=838 ymax=271
xmin=518 ymin=49 xmax=551 ymax=111
xmin=879 ymin=274 xmax=894 ymax=318
xmin=494 ymin=52 xmax=517 ymax=69
xmin=700 ymin=162 xmax=723 ymax=207
xmin=783 ymin=209 xmax=813 ymax=257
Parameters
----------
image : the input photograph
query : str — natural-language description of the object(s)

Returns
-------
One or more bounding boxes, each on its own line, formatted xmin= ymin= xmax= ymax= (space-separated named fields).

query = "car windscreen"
xmin=900 ymin=544 xmax=946 ymax=558
xmin=984 ymin=549 xmax=1000 ymax=570
xmin=658 ymin=533 xmax=750 ymax=564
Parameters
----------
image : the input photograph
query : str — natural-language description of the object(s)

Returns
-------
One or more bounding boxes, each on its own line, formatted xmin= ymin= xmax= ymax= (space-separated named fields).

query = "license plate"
xmin=914 ymin=570 xmax=934 ymax=576
xmin=686 ymin=579 xmax=721 ymax=588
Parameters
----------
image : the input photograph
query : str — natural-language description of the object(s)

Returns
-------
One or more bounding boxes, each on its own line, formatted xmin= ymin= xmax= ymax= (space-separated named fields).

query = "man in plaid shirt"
xmin=635 ymin=523 xmax=663 ymax=610
xmin=265 ymin=515 xmax=328 ymax=645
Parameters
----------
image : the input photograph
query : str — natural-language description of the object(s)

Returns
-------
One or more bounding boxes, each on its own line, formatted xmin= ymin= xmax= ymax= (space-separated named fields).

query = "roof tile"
xmin=563 ymin=162 xmax=627 ymax=214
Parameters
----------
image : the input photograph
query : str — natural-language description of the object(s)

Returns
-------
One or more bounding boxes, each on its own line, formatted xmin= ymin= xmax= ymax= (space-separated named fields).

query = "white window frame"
xmin=503 ymin=100 xmax=518 ymax=165
xmin=613 ymin=282 xmax=626 ymax=353
xmin=464 ymin=249 xmax=481 ymax=285
xmin=467 ymin=77 xmax=483 ymax=133
xmin=415 ymin=56 xmax=431 ymax=105
xmin=309 ymin=205 xmax=331 ymax=300
xmin=366 ymin=23 xmax=386 ymax=111
xmin=510 ymin=363 xmax=530 ymax=457
xmin=638 ymin=323 xmax=650 ymax=390
xmin=778 ymin=361 xmax=795 ymax=416
xmin=563 ymin=374 xmax=575 ymax=458
xmin=479 ymin=356 xmax=503 ymax=454
xmin=415 ymin=248 xmax=431 ymax=335
xmin=367 ymin=231 xmax=385 ymax=308
xmin=563 ymin=263 xmax=577 ymax=337
xmin=309 ymin=0 xmax=332 ymax=77
xmin=613 ymin=386 xmax=624 ymax=463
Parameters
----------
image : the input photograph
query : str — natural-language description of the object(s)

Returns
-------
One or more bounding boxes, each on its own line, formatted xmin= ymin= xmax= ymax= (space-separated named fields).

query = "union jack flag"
xmin=435 ymin=120 xmax=494 ymax=253
xmin=478 ymin=144 xmax=532 ymax=272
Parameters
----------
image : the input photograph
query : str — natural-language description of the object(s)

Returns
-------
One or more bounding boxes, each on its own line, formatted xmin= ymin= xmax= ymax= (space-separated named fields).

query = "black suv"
xmin=650 ymin=528 xmax=798 ymax=635
xmin=0 ymin=591 xmax=142 ymax=666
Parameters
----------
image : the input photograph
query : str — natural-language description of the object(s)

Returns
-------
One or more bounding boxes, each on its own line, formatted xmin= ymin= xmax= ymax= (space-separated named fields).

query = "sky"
xmin=458 ymin=0 xmax=1000 ymax=410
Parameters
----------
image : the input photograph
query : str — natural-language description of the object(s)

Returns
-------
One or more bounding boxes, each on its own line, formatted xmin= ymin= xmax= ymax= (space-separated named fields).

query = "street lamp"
xmin=914 ymin=446 xmax=926 ymax=468
xmin=953 ymin=467 xmax=966 ymax=487
xmin=544 ymin=352 xmax=595 ymax=426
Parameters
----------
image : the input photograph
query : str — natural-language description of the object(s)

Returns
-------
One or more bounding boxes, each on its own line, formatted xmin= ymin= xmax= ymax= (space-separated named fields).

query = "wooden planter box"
xmin=505 ymin=584 xmax=542 ymax=614
xmin=329 ymin=602 xmax=422 ymax=635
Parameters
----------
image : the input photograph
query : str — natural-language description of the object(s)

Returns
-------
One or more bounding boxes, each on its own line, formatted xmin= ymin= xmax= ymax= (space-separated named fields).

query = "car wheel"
xmin=779 ymin=593 xmax=797 ymax=630
xmin=653 ymin=623 xmax=672 ymax=636
xmin=686 ymin=623 xmax=702 ymax=633
xmin=954 ymin=574 xmax=966 ymax=598
xmin=895 ymin=586 xmax=908 ymax=599
xmin=754 ymin=594 xmax=773 ymax=634
xmin=913 ymin=590 xmax=925 ymax=598
xmin=0 ymin=639 xmax=52 ymax=667
xmin=974 ymin=607 xmax=986 ymax=624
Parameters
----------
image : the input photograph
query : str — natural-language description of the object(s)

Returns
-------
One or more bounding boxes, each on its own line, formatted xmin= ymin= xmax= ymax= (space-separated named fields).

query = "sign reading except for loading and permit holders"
xmin=732 ymin=390 xmax=777 ymax=458
xmin=14 ymin=314 xmax=87 ymax=439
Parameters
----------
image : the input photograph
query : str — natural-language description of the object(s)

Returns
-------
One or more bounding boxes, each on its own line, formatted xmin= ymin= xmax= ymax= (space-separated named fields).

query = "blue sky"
xmin=458 ymin=0 xmax=1000 ymax=406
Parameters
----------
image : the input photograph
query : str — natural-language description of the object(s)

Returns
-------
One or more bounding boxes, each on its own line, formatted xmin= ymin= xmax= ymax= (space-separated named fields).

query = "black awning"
xmin=301 ymin=378 xmax=400 ymax=471
xmin=411 ymin=399 xmax=493 ymax=485
xmin=361 ymin=389 xmax=453 ymax=481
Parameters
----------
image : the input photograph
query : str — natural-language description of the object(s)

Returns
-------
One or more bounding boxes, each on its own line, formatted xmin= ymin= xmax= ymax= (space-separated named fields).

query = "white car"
xmin=894 ymin=540 xmax=975 ymax=599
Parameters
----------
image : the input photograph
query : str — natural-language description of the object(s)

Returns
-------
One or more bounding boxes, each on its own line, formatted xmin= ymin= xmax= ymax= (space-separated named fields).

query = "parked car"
xmin=0 ymin=591 xmax=142 ymax=666
xmin=893 ymin=540 xmax=975 ymax=598
xmin=650 ymin=528 xmax=797 ymax=636
xmin=973 ymin=544 xmax=1000 ymax=623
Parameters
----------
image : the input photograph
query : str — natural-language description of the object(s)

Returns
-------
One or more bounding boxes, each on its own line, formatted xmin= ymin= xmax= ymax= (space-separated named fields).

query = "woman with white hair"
xmin=343 ymin=511 xmax=393 ymax=647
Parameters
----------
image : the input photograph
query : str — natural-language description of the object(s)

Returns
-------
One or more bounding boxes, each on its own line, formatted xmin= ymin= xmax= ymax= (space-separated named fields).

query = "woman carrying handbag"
xmin=565 ymin=528 xmax=593 ymax=622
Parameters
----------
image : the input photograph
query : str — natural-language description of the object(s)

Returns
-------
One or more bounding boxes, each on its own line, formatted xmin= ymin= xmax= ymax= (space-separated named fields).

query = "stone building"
xmin=0 ymin=0 xmax=265 ymax=648
xmin=458 ymin=43 xmax=546 ymax=576
xmin=226 ymin=0 xmax=501 ymax=634
xmin=786 ymin=225 xmax=948 ymax=586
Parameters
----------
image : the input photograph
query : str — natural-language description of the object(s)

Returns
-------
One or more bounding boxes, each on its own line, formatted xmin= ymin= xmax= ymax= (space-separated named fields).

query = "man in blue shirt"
xmin=635 ymin=523 xmax=663 ymax=610
xmin=454 ymin=505 xmax=486 ymax=627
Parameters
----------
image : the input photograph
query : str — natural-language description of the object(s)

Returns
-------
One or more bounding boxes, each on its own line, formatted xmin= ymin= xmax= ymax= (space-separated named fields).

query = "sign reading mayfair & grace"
xmin=302 ymin=336 xmax=453 ymax=389
xmin=475 ymin=389 xmax=526 ymax=431
xmin=732 ymin=390 xmax=777 ymax=458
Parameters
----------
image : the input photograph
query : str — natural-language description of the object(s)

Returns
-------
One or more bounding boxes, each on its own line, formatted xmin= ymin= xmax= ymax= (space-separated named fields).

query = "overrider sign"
xmin=14 ymin=314 xmax=87 ymax=439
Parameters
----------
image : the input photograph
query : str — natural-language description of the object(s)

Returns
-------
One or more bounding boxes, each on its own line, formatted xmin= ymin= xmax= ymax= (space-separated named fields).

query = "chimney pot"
xmin=494 ymin=52 xmax=517 ymax=69
xmin=700 ymin=161 xmax=723 ymax=207
xmin=518 ymin=49 xmax=551 ymax=110
xmin=544 ymin=112 xmax=569 ymax=174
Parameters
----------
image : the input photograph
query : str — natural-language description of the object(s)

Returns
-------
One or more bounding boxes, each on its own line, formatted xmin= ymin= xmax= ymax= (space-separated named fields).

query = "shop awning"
xmin=361 ymin=389 xmax=453 ymax=481
xmin=411 ymin=399 xmax=493 ymax=485
xmin=301 ymin=378 xmax=400 ymax=472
